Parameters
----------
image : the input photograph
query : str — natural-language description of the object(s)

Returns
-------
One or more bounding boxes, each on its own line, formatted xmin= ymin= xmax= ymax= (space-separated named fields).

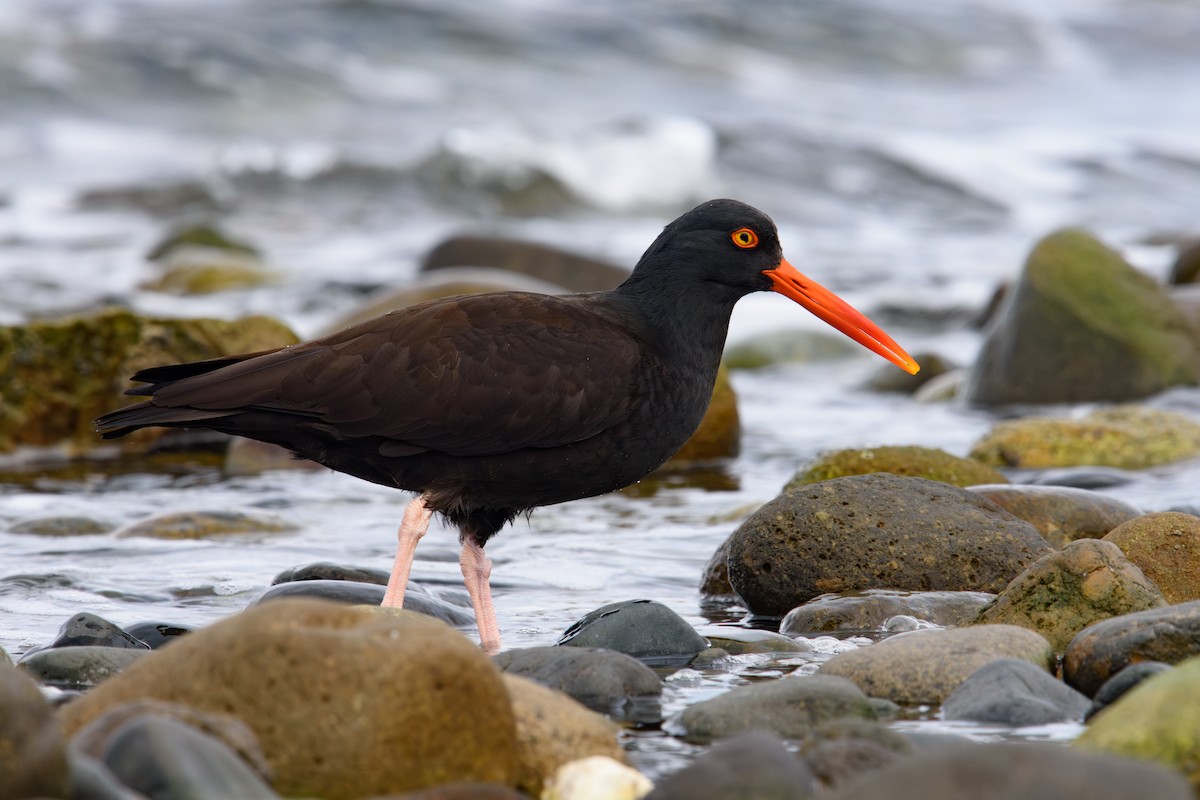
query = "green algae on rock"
xmin=786 ymin=445 xmax=1007 ymax=490
xmin=0 ymin=308 xmax=297 ymax=455
xmin=970 ymin=405 xmax=1200 ymax=469
xmin=965 ymin=228 xmax=1200 ymax=405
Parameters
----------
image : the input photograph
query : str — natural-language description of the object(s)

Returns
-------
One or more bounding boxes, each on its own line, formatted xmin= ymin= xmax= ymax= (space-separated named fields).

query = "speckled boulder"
xmin=786 ymin=446 xmax=1006 ymax=490
xmin=1064 ymin=600 xmax=1200 ymax=697
xmin=1104 ymin=512 xmax=1200 ymax=603
xmin=0 ymin=661 xmax=70 ymax=799
xmin=968 ymin=484 xmax=1141 ymax=548
xmin=964 ymin=227 xmax=1200 ymax=405
xmin=970 ymin=406 xmax=1200 ymax=470
xmin=818 ymin=624 xmax=1055 ymax=706
xmin=727 ymin=474 xmax=1052 ymax=617
xmin=57 ymin=600 xmax=520 ymax=799
xmin=973 ymin=539 xmax=1166 ymax=652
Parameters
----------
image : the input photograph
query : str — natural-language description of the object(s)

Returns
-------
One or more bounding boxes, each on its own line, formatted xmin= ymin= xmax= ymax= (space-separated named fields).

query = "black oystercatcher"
xmin=95 ymin=200 xmax=918 ymax=652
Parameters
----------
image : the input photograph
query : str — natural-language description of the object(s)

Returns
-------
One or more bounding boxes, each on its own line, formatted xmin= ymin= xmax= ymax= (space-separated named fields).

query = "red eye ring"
xmin=731 ymin=228 xmax=758 ymax=249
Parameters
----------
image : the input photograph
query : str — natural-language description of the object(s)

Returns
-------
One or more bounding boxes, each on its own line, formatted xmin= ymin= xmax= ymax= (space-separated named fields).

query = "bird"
xmin=95 ymin=199 xmax=918 ymax=653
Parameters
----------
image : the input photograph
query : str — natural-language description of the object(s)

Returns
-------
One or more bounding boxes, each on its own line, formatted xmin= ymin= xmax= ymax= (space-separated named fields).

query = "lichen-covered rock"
xmin=973 ymin=539 xmax=1166 ymax=652
xmin=964 ymin=228 xmax=1200 ymax=405
xmin=970 ymin=406 xmax=1200 ymax=470
xmin=146 ymin=224 xmax=260 ymax=261
xmin=1103 ymin=512 xmax=1200 ymax=603
xmin=785 ymin=446 xmax=1006 ymax=490
xmin=0 ymin=308 xmax=297 ymax=454
xmin=57 ymin=600 xmax=521 ymax=799
xmin=727 ymin=474 xmax=1051 ymax=617
xmin=968 ymin=484 xmax=1141 ymax=548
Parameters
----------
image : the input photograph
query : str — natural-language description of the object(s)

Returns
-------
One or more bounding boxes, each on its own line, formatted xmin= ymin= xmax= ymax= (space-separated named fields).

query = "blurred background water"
xmin=1 ymin=0 xmax=1199 ymax=776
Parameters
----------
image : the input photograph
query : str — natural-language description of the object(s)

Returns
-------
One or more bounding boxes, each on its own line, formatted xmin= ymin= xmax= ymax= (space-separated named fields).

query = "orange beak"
xmin=765 ymin=259 xmax=920 ymax=374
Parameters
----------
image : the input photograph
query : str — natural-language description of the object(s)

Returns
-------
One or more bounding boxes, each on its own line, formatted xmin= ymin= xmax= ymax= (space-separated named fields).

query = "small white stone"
xmin=541 ymin=755 xmax=653 ymax=800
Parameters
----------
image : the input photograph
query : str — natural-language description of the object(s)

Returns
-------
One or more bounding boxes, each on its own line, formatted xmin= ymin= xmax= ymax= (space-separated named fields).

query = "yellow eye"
xmin=731 ymin=228 xmax=758 ymax=249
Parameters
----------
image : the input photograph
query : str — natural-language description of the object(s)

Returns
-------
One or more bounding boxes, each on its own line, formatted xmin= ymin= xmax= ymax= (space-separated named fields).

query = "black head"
xmin=621 ymin=199 xmax=784 ymax=300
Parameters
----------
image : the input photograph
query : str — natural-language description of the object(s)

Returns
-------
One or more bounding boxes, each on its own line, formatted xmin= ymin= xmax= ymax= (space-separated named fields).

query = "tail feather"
xmin=95 ymin=402 xmax=238 ymax=439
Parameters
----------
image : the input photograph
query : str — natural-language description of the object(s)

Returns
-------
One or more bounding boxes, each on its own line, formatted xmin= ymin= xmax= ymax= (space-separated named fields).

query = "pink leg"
xmin=460 ymin=539 xmax=501 ymax=654
xmin=382 ymin=496 xmax=433 ymax=608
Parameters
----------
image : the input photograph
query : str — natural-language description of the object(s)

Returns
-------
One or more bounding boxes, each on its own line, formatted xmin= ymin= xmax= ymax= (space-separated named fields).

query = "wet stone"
xmin=941 ymin=658 xmax=1090 ymax=725
xmin=121 ymin=621 xmax=194 ymax=649
xmin=558 ymin=600 xmax=708 ymax=666
xmin=800 ymin=718 xmax=916 ymax=793
xmin=493 ymin=646 xmax=662 ymax=722
xmin=677 ymin=675 xmax=874 ymax=744
xmin=780 ymin=590 xmax=994 ymax=637
xmin=785 ymin=445 xmax=1006 ymax=490
xmin=420 ymin=234 xmax=628 ymax=293
xmin=272 ymin=561 xmax=391 ymax=586
xmin=0 ymin=660 xmax=70 ymax=800
xmin=66 ymin=749 xmax=140 ymax=800
xmin=19 ymin=646 xmax=149 ymax=691
xmin=645 ymin=729 xmax=818 ymax=800
xmin=865 ymin=351 xmax=955 ymax=395
xmin=695 ymin=627 xmax=813 ymax=654
xmin=1085 ymin=661 xmax=1173 ymax=721
xmin=118 ymin=510 xmax=297 ymax=539
xmin=252 ymin=579 xmax=476 ymax=627
xmin=543 ymin=756 xmax=651 ymax=800
xmin=101 ymin=715 xmax=278 ymax=799
xmin=7 ymin=515 xmax=115 ymax=536
xmin=47 ymin=612 xmax=150 ymax=651
xmin=968 ymin=484 xmax=1142 ymax=548
xmin=1103 ymin=511 xmax=1200 ymax=603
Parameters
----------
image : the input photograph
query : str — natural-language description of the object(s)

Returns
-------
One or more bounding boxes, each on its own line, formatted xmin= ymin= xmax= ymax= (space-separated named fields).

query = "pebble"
xmin=558 ymin=600 xmax=708 ymax=666
xmin=493 ymin=646 xmax=662 ymax=722
xmin=780 ymin=590 xmax=993 ymax=636
xmin=19 ymin=646 xmax=149 ymax=690
xmin=1085 ymin=662 xmax=1173 ymax=721
xmin=252 ymin=578 xmax=476 ymax=627
xmin=121 ymin=621 xmax=194 ymax=649
xmin=941 ymin=658 xmax=1090 ymax=725
xmin=645 ymin=729 xmax=816 ymax=800
xmin=46 ymin=612 xmax=151 ymax=651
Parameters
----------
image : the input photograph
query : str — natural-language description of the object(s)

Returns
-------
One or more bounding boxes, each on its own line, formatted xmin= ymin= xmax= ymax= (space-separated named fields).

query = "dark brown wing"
xmin=132 ymin=292 xmax=649 ymax=457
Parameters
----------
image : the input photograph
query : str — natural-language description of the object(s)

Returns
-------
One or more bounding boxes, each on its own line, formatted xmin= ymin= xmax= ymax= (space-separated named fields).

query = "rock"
xmin=0 ymin=308 xmax=297 ymax=454
xmin=698 ymin=536 xmax=734 ymax=597
xmin=492 ymin=646 xmax=662 ymax=720
xmin=912 ymin=369 xmax=965 ymax=403
xmin=117 ymin=510 xmax=297 ymax=539
xmin=696 ymin=627 xmax=813 ymax=654
xmin=543 ymin=756 xmax=653 ymax=800
xmin=969 ymin=405 xmax=1200 ymax=470
xmin=8 ymin=515 xmax=114 ymax=536
xmin=865 ymin=352 xmax=954 ymax=394
xmin=558 ymin=600 xmax=708 ymax=665
xmin=502 ymin=674 xmax=625 ymax=797
xmin=818 ymin=625 xmax=1054 ymax=706
xmin=420 ymin=235 xmax=628 ymax=293
xmin=146 ymin=224 xmax=260 ymax=261
xmin=677 ymin=675 xmax=874 ymax=743
xmin=272 ymin=561 xmax=391 ymax=586
xmin=780 ymin=590 xmax=994 ymax=636
xmin=57 ymin=600 xmax=521 ymax=799
xmin=973 ymin=539 xmax=1166 ymax=652
xmin=100 ymin=716 xmax=278 ymax=799
xmin=65 ymin=750 xmax=142 ymax=800
xmin=800 ymin=718 xmax=915 ymax=792
xmin=141 ymin=248 xmax=278 ymax=295
xmin=1169 ymin=239 xmax=1200 ymax=285
xmin=44 ymin=613 xmax=150 ymax=651
xmin=785 ymin=446 xmax=1006 ymax=490
xmin=645 ymin=729 xmax=817 ymax=800
xmin=1074 ymin=655 xmax=1200 ymax=792
xmin=121 ymin=621 xmax=193 ymax=649
xmin=967 ymin=484 xmax=1141 ymax=548
xmin=1063 ymin=600 xmax=1200 ymax=696
xmin=724 ymin=329 xmax=861 ymax=370
xmin=0 ymin=660 xmax=70 ymax=799
xmin=964 ymin=227 xmax=1200 ymax=405
xmin=941 ymin=658 xmax=1090 ymax=724
xmin=20 ymin=646 xmax=148 ymax=690
xmin=253 ymin=581 xmax=476 ymax=627
xmin=726 ymin=474 xmax=1052 ymax=617
xmin=78 ymin=179 xmax=223 ymax=216
xmin=826 ymin=741 xmax=1192 ymax=800
xmin=665 ymin=363 xmax=739 ymax=464
xmin=1103 ymin=512 xmax=1200 ymax=603
xmin=1029 ymin=466 xmax=1138 ymax=489
xmin=1086 ymin=662 xmax=1173 ymax=721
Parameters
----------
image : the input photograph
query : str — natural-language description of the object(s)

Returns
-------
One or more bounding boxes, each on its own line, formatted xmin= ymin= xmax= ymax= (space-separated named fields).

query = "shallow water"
xmin=2 ymin=0 xmax=1200 ymax=781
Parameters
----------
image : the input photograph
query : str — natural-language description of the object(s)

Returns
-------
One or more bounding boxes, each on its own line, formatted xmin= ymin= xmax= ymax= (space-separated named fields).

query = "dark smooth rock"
xmin=865 ymin=352 xmax=955 ymax=394
xmin=251 ymin=579 xmax=475 ymax=627
xmin=1063 ymin=600 xmax=1200 ymax=697
xmin=67 ymin=750 xmax=142 ymax=800
xmin=1169 ymin=239 xmax=1200 ymax=285
xmin=780 ymin=590 xmax=994 ymax=636
xmin=0 ymin=661 xmax=70 ymax=799
xmin=421 ymin=235 xmax=628 ymax=293
xmin=727 ymin=474 xmax=1052 ymax=617
xmin=677 ymin=675 xmax=873 ymax=743
xmin=826 ymin=741 xmax=1192 ymax=800
xmin=121 ymin=621 xmax=194 ymax=649
xmin=800 ymin=718 xmax=916 ymax=792
xmin=942 ymin=658 xmax=1090 ymax=725
xmin=272 ymin=561 xmax=391 ymax=586
xmin=1028 ymin=467 xmax=1138 ymax=489
xmin=101 ymin=716 xmax=278 ymax=799
xmin=493 ymin=646 xmax=662 ymax=722
xmin=964 ymin=227 xmax=1200 ymax=406
xmin=645 ymin=729 xmax=817 ymax=800
xmin=558 ymin=600 xmax=708 ymax=666
xmin=19 ymin=646 xmax=148 ymax=690
xmin=48 ymin=613 xmax=151 ymax=651
xmin=967 ymin=484 xmax=1141 ymax=548
xmin=1085 ymin=661 xmax=1173 ymax=721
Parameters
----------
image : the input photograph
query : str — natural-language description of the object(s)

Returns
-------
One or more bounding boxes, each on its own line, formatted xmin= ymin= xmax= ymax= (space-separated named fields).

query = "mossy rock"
xmin=965 ymin=228 xmax=1200 ymax=405
xmin=146 ymin=224 xmax=259 ymax=261
xmin=724 ymin=329 xmax=860 ymax=370
xmin=970 ymin=406 xmax=1200 ymax=469
xmin=786 ymin=445 xmax=1006 ymax=490
xmin=667 ymin=363 xmax=740 ymax=464
xmin=142 ymin=251 xmax=278 ymax=295
xmin=0 ymin=308 xmax=297 ymax=455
